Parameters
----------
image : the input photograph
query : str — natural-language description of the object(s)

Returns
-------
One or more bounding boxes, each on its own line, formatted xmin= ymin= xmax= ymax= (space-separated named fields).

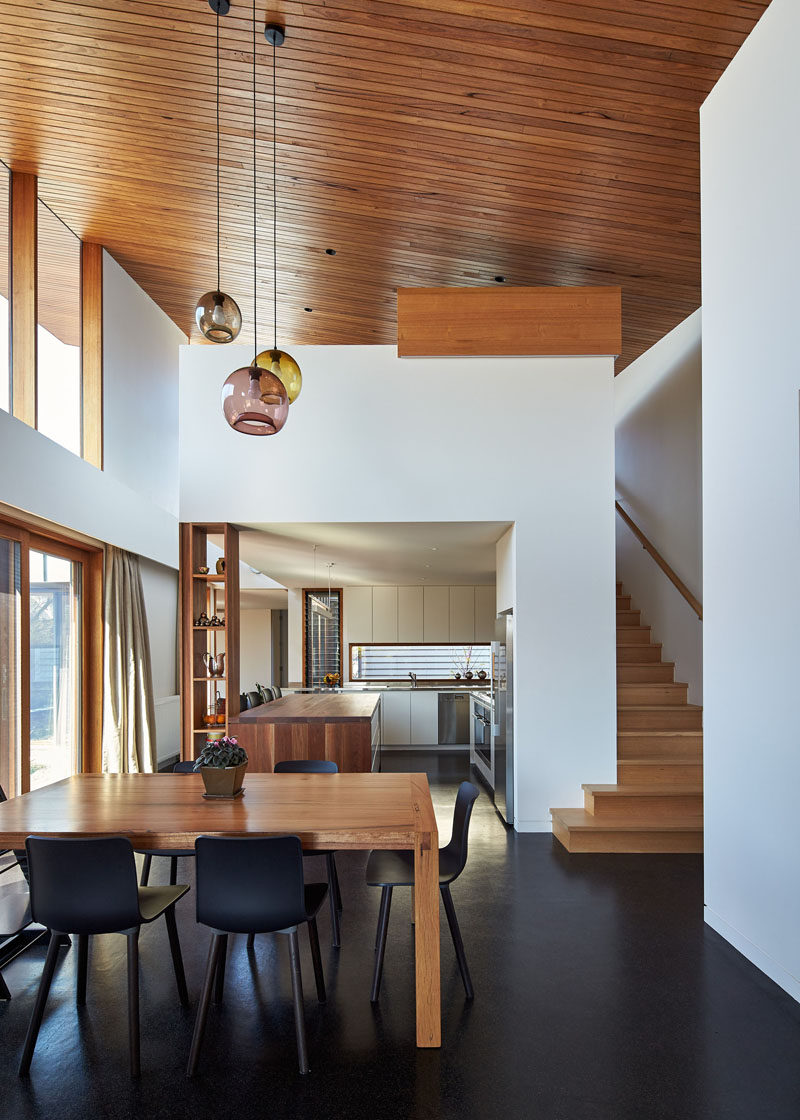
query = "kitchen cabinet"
xmin=344 ymin=586 xmax=373 ymax=643
xmin=398 ymin=585 xmax=424 ymax=642
xmin=475 ymin=585 xmax=496 ymax=642
xmin=410 ymin=690 xmax=439 ymax=745
xmin=449 ymin=586 xmax=475 ymax=643
xmin=372 ymin=586 xmax=398 ymax=642
xmin=423 ymin=586 xmax=449 ymax=642
xmin=381 ymin=689 xmax=411 ymax=745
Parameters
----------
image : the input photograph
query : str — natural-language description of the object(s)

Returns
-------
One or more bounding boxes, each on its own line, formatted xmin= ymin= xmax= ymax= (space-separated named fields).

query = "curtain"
xmin=102 ymin=547 xmax=157 ymax=773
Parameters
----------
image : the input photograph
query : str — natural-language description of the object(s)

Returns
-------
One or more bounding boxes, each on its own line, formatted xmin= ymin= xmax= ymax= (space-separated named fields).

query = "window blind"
xmin=304 ymin=590 xmax=342 ymax=685
xmin=350 ymin=644 xmax=491 ymax=681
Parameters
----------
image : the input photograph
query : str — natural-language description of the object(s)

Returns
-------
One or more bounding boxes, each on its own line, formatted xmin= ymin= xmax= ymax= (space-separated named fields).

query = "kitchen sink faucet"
xmin=409 ymin=672 xmax=417 ymax=688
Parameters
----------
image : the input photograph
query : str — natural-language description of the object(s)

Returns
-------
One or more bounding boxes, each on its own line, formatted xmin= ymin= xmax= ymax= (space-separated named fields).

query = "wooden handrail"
xmin=615 ymin=501 xmax=703 ymax=621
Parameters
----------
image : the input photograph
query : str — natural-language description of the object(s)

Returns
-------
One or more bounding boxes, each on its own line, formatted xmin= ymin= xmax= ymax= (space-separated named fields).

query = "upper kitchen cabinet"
xmin=398 ymin=586 xmax=424 ymax=642
xmin=475 ymin=586 xmax=497 ymax=642
xmin=449 ymin=586 xmax=475 ymax=643
xmin=344 ymin=586 xmax=373 ymax=643
xmin=372 ymin=586 xmax=398 ymax=642
xmin=423 ymin=586 xmax=450 ymax=642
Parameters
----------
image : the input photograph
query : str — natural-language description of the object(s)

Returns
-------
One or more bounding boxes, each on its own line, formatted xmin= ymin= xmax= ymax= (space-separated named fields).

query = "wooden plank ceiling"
xmin=0 ymin=0 xmax=769 ymax=370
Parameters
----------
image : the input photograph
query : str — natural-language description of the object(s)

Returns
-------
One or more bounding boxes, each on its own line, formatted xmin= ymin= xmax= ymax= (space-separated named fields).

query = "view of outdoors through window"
xmin=37 ymin=201 xmax=81 ymax=455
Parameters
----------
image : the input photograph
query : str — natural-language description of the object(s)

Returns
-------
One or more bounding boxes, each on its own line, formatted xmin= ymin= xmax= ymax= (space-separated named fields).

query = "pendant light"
xmin=195 ymin=0 xmax=242 ymax=344
xmin=254 ymin=23 xmax=302 ymax=404
xmin=220 ymin=0 xmax=289 ymax=435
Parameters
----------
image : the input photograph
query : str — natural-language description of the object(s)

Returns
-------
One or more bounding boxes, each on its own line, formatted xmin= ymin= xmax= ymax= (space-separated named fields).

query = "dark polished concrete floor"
xmin=2 ymin=750 xmax=800 ymax=1120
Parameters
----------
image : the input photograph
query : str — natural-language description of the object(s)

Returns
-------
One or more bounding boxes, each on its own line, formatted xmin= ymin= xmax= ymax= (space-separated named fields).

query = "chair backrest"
xmin=441 ymin=782 xmax=479 ymax=878
xmin=239 ymin=691 xmax=250 ymax=710
xmin=172 ymin=760 xmax=196 ymax=774
xmin=246 ymin=690 xmax=262 ymax=710
xmin=274 ymin=759 xmax=338 ymax=774
xmin=194 ymin=835 xmax=308 ymax=933
xmin=271 ymin=684 xmax=282 ymax=699
xmin=257 ymin=684 xmax=275 ymax=704
xmin=25 ymin=836 xmax=142 ymax=934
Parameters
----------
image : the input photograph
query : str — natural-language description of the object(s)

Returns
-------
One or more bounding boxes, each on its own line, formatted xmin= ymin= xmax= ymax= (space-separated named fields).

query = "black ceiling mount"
xmin=208 ymin=0 xmax=231 ymax=14
xmin=264 ymin=23 xmax=285 ymax=46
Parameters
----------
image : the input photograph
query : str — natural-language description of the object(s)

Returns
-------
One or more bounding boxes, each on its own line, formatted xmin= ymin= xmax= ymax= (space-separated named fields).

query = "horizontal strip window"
xmin=350 ymin=644 xmax=490 ymax=682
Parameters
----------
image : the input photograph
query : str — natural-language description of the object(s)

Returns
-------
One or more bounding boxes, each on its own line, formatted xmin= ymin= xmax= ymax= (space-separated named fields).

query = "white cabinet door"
xmin=449 ymin=586 xmax=475 ymax=642
xmin=410 ymin=690 xmax=439 ymax=745
xmin=474 ymin=585 xmax=496 ymax=642
xmin=372 ymin=586 xmax=398 ymax=642
xmin=381 ymin=690 xmax=411 ymax=745
xmin=423 ymin=586 xmax=449 ymax=642
xmin=398 ymin=586 xmax=424 ymax=642
xmin=344 ymin=586 xmax=373 ymax=644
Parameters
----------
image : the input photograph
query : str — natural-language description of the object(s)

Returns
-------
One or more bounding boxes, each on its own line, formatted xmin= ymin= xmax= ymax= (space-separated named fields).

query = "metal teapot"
xmin=203 ymin=651 xmax=226 ymax=678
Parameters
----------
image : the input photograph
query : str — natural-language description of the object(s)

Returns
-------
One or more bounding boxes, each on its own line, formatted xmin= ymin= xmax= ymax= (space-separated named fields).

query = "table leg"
xmin=413 ymin=830 xmax=440 ymax=1047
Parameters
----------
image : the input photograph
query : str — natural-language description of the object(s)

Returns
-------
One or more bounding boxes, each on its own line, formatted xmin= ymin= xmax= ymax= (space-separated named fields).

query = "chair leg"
xmin=331 ymin=854 xmax=343 ymax=913
xmin=214 ymin=933 xmax=228 ymax=1004
xmin=326 ymin=853 xmax=341 ymax=948
xmin=246 ymin=932 xmax=256 ymax=951
xmin=140 ymin=853 xmax=152 ymax=887
xmin=441 ymin=884 xmax=474 ymax=1000
xmin=126 ymin=929 xmax=141 ymax=1078
xmin=164 ymin=905 xmax=189 ymax=1007
xmin=18 ymin=930 xmax=61 ymax=1076
xmin=370 ymin=885 xmax=393 ymax=1003
xmin=76 ymin=934 xmax=89 ymax=1006
xmin=187 ymin=934 xmax=224 ymax=1078
xmin=307 ymin=917 xmax=326 ymax=1003
xmin=169 ymin=857 xmax=178 ymax=886
xmin=287 ymin=928 xmax=309 ymax=1075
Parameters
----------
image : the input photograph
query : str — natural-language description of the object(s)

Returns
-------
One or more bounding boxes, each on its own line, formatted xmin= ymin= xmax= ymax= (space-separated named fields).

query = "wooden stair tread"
xmin=618 ymin=730 xmax=701 ymax=737
xmin=617 ymin=704 xmax=702 ymax=711
xmin=550 ymin=809 xmax=702 ymax=833
xmin=581 ymin=783 xmax=702 ymax=796
xmin=619 ymin=757 xmax=702 ymax=766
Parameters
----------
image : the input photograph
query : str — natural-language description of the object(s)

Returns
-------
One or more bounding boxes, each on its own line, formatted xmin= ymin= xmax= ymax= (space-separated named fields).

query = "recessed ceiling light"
xmin=494 ymin=275 xmax=506 ymax=283
xmin=429 ymin=547 xmax=438 ymax=551
xmin=304 ymin=307 xmax=313 ymax=312
xmin=325 ymin=248 xmax=337 ymax=256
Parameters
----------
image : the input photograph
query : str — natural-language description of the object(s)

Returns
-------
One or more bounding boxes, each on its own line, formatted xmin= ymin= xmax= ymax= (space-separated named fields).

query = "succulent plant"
xmin=194 ymin=737 xmax=248 ymax=770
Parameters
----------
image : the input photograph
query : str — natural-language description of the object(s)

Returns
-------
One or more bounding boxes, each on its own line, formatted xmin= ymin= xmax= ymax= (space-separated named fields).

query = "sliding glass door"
xmin=0 ymin=532 xmax=22 ymax=796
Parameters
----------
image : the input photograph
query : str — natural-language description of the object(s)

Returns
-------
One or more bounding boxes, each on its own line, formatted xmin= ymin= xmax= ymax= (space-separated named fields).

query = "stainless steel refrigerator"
xmin=492 ymin=610 xmax=514 ymax=825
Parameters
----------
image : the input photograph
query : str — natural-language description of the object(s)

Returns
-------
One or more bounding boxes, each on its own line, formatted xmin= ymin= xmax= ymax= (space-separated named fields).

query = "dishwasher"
xmin=437 ymin=693 xmax=470 ymax=745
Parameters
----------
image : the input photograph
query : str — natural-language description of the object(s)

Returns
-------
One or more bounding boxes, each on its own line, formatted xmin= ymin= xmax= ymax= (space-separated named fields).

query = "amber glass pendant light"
xmin=196 ymin=0 xmax=242 ymax=343
xmin=221 ymin=3 xmax=288 ymax=435
xmin=254 ymin=23 xmax=302 ymax=403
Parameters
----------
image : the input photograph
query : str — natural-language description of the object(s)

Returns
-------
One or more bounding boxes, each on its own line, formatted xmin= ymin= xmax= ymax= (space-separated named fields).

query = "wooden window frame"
xmin=302 ymin=588 xmax=343 ymax=687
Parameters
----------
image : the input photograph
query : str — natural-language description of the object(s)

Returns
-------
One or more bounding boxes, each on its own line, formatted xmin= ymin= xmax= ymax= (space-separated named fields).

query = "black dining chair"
xmin=187 ymin=835 xmax=327 ymax=1077
xmin=139 ymin=761 xmax=197 ymax=887
xmin=19 ymin=835 xmax=189 ymax=1078
xmin=0 ymin=785 xmax=46 ymax=1002
xmin=366 ymin=780 xmax=479 ymax=1002
xmin=270 ymin=759 xmax=343 ymax=948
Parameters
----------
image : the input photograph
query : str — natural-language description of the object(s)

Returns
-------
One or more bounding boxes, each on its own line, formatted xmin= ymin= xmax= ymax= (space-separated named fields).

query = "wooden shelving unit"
xmin=180 ymin=523 xmax=240 ymax=762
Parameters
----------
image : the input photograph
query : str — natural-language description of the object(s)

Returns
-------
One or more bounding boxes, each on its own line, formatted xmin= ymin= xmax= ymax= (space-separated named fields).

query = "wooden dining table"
xmin=0 ymin=771 xmax=441 ymax=1047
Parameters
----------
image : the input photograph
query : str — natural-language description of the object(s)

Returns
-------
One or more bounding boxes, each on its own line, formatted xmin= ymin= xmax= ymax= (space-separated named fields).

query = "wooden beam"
xmin=397 ymin=286 xmax=622 ymax=358
xmin=9 ymin=170 xmax=37 ymax=427
xmin=81 ymin=242 xmax=103 ymax=468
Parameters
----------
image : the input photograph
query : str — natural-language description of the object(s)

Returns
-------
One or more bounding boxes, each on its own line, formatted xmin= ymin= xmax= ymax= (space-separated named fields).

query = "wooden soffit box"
xmin=397 ymin=286 xmax=621 ymax=359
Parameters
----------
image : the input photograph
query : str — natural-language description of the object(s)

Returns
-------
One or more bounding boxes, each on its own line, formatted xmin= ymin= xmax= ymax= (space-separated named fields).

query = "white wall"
xmin=139 ymin=557 xmax=180 ymax=764
xmin=701 ymin=0 xmax=800 ymax=1002
xmin=615 ymin=310 xmax=703 ymax=703
xmin=240 ymin=608 xmax=273 ymax=691
xmin=179 ymin=343 xmax=617 ymax=831
xmin=496 ymin=525 xmax=515 ymax=614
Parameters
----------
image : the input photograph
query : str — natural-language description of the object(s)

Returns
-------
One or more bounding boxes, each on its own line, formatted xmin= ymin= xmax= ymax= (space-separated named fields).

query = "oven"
xmin=470 ymin=696 xmax=493 ymax=789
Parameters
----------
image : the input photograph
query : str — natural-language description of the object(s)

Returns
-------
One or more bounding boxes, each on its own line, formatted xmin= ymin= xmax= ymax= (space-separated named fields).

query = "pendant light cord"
xmin=252 ymin=0 xmax=258 ymax=357
xmin=273 ymin=36 xmax=277 ymax=351
xmin=216 ymin=5 xmax=221 ymax=293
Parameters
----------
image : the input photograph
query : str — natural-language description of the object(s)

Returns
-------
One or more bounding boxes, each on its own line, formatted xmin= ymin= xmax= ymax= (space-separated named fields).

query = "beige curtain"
xmin=102 ymin=547 xmax=157 ymax=773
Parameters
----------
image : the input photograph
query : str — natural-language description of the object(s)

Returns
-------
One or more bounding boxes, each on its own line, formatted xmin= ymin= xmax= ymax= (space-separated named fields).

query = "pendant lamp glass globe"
xmin=221 ymin=364 xmax=289 ymax=435
xmin=196 ymin=290 xmax=242 ymax=343
xmin=255 ymin=348 xmax=302 ymax=403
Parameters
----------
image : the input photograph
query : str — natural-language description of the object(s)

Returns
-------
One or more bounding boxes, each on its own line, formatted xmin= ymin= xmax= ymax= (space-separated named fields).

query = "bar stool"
xmin=20 ymin=835 xmax=189 ymax=1078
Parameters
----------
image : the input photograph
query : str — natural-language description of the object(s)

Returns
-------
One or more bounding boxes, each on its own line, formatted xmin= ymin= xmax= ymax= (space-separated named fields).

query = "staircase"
xmin=550 ymin=582 xmax=703 ymax=853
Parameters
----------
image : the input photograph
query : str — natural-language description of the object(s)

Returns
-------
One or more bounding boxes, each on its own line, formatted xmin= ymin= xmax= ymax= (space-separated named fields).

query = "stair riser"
xmin=616 ymin=595 xmax=631 ymax=610
xmin=618 ymin=709 xmax=702 ymax=730
xmin=616 ymin=610 xmax=641 ymax=626
xmin=552 ymin=819 xmax=703 ymax=854
xmin=616 ymin=583 xmax=623 ymax=595
xmin=617 ymin=664 xmax=675 ymax=684
xmin=617 ymin=733 xmax=703 ymax=759
xmin=617 ymin=628 xmax=652 ymax=645
xmin=585 ymin=791 xmax=703 ymax=818
xmin=618 ymin=762 xmax=703 ymax=786
xmin=618 ymin=684 xmax=688 ymax=705
xmin=617 ymin=645 xmax=662 ymax=663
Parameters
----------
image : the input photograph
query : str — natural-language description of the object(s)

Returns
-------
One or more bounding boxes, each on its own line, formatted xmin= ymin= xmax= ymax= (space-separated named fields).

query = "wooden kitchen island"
xmin=226 ymin=692 xmax=382 ymax=773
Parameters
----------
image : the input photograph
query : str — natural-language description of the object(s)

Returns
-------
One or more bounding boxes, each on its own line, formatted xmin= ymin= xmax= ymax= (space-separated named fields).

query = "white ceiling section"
xmin=238 ymin=522 xmax=511 ymax=588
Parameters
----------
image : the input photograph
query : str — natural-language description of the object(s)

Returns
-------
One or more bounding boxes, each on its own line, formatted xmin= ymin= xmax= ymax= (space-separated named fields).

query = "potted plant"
xmin=194 ymin=736 xmax=248 ymax=799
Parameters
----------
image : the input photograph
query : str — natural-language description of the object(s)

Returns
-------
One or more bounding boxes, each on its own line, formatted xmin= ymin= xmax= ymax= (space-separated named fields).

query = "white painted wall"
xmin=240 ymin=608 xmax=273 ymax=691
xmin=701 ymin=0 xmax=800 ymax=1002
xmin=179 ymin=343 xmax=617 ymax=830
xmin=139 ymin=557 xmax=179 ymax=764
xmin=615 ymin=310 xmax=703 ymax=703
xmin=496 ymin=525 xmax=515 ymax=614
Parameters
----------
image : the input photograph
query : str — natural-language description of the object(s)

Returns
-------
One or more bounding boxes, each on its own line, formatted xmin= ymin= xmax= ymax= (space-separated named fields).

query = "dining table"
xmin=0 ymin=770 xmax=441 ymax=1047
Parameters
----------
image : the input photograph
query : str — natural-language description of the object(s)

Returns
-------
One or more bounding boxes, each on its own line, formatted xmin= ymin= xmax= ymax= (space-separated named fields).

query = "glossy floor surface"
xmin=1 ymin=752 xmax=799 ymax=1120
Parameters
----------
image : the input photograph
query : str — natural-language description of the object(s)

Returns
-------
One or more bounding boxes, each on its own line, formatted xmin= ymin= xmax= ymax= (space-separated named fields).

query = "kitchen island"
xmin=227 ymin=692 xmax=382 ymax=773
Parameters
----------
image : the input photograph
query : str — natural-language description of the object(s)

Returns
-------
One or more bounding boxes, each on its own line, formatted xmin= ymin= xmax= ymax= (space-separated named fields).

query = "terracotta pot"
xmin=200 ymin=763 xmax=247 ymax=798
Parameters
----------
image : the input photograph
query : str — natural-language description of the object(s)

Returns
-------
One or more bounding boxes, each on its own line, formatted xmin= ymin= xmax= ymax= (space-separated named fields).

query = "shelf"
xmin=195 ymin=727 xmax=227 ymax=734
xmin=193 ymin=676 xmax=227 ymax=682
xmin=193 ymin=572 xmax=227 ymax=581
xmin=192 ymin=626 xmax=226 ymax=631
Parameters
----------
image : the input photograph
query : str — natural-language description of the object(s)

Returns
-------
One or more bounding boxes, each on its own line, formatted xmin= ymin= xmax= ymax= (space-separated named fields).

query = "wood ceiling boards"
xmin=0 ymin=0 xmax=769 ymax=370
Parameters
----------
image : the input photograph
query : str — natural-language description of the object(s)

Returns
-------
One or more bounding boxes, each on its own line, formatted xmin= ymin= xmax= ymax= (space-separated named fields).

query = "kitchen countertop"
xmin=235 ymin=692 xmax=380 ymax=723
